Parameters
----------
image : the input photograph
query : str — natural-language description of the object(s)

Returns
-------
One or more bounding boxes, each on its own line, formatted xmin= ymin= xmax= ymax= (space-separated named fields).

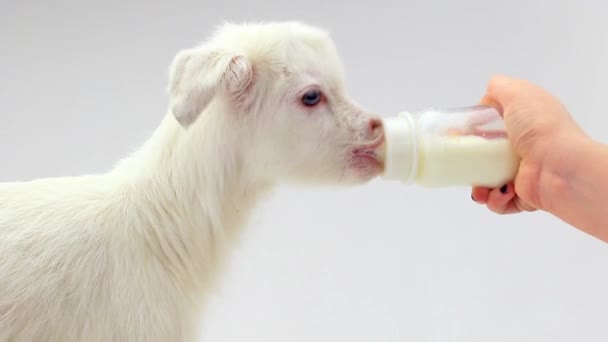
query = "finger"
xmin=484 ymin=75 xmax=522 ymax=110
xmin=483 ymin=75 xmax=555 ymax=115
xmin=511 ymin=195 xmax=538 ymax=213
xmin=485 ymin=183 xmax=519 ymax=214
xmin=485 ymin=183 xmax=538 ymax=214
xmin=479 ymin=95 xmax=504 ymax=117
xmin=471 ymin=186 xmax=490 ymax=204
xmin=493 ymin=195 xmax=538 ymax=214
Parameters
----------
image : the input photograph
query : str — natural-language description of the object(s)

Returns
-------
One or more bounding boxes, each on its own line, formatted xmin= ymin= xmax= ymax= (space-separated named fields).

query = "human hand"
xmin=471 ymin=75 xmax=590 ymax=214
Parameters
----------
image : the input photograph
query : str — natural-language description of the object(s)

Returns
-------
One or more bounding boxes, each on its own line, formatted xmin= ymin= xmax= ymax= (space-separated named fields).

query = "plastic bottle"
xmin=379 ymin=104 xmax=520 ymax=188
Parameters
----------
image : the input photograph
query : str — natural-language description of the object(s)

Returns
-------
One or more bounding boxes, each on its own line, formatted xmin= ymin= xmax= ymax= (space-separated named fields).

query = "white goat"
xmin=0 ymin=21 xmax=384 ymax=341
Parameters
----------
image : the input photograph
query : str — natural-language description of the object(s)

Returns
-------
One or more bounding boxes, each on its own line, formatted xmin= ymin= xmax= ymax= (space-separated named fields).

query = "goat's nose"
xmin=368 ymin=117 xmax=383 ymax=136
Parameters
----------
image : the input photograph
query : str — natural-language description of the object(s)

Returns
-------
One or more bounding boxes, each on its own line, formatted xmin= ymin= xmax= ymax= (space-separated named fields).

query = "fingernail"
xmin=500 ymin=185 xmax=508 ymax=194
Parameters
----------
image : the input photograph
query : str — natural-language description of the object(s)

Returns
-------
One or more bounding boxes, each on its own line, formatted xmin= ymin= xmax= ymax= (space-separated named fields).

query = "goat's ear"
xmin=168 ymin=46 xmax=253 ymax=127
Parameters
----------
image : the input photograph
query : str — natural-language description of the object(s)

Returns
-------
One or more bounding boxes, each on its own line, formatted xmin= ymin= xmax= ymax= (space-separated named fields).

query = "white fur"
xmin=0 ymin=21 xmax=384 ymax=341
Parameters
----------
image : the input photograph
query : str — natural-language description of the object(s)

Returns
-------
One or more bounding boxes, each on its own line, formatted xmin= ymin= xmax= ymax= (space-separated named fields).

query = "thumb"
xmin=480 ymin=75 xmax=540 ymax=116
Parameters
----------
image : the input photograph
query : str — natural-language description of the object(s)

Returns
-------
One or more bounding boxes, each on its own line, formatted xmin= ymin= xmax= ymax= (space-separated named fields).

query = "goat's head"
xmin=168 ymin=21 xmax=384 ymax=185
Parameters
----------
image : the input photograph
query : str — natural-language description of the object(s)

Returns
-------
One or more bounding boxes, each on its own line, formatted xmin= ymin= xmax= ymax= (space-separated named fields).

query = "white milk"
xmin=380 ymin=105 xmax=521 ymax=188
xmin=415 ymin=134 xmax=519 ymax=187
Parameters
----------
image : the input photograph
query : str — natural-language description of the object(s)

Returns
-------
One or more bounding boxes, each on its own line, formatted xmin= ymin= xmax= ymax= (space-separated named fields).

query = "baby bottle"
xmin=379 ymin=104 xmax=520 ymax=188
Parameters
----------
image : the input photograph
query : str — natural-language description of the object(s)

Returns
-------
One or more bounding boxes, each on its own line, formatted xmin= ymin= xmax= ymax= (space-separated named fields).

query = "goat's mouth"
xmin=348 ymin=135 xmax=385 ymax=175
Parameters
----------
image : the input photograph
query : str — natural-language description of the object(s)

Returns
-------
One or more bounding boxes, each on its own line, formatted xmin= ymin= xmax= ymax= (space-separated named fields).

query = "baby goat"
xmin=0 ymin=21 xmax=384 ymax=341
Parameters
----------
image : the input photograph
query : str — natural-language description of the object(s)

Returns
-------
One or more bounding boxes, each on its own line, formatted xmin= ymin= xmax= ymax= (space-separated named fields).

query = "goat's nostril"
xmin=368 ymin=118 xmax=383 ymax=134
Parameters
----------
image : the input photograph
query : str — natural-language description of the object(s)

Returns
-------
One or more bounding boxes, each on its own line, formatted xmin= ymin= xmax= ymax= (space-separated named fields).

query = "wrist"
xmin=541 ymin=133 xmax=604 ymax=214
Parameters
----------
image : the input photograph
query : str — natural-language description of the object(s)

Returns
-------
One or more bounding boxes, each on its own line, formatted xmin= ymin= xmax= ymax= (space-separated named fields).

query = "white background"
xmin=1 ymin=1 xmax=607 ymax=341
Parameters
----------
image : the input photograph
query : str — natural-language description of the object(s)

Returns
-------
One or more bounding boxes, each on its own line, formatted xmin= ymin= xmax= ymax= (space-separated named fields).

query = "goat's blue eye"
xmin=301 ymin=90 xmax=321 ymax=106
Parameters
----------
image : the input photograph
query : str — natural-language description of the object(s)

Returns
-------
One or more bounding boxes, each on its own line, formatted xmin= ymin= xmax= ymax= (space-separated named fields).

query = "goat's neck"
xmin=112 ymin=112 xmax=272 ymax=295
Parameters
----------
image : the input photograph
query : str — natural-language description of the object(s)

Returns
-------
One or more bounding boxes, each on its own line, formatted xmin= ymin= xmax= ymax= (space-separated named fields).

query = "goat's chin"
xmin=263 ymin=157 xmax=384 ymax=187
xmin=343 ymin=154 xmax=384 ymax=182
xmin=319 ymin=164 xmax=382 ymax=187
